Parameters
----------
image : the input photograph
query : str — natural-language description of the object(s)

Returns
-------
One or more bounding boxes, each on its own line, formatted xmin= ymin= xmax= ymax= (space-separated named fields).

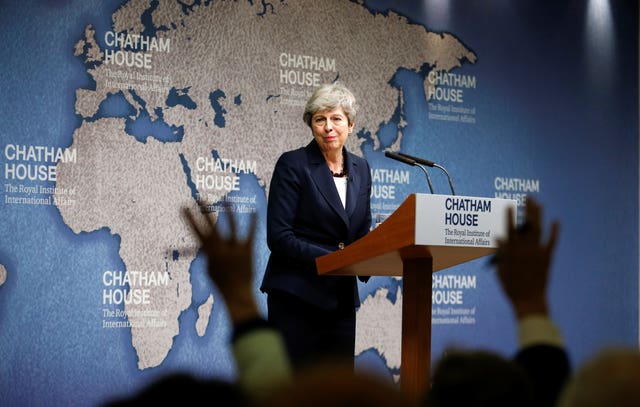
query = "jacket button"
xmin=338 ymin=242 xmax=345 ymax=250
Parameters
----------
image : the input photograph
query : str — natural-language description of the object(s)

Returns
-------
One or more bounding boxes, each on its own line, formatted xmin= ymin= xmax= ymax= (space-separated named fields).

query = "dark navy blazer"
xmin=260 ymin=140 xmax=372 ymax=311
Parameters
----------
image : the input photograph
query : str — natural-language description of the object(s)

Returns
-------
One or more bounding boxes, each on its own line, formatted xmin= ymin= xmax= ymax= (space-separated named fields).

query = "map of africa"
xmin=53 ymin=0 xmax=475 ymax=372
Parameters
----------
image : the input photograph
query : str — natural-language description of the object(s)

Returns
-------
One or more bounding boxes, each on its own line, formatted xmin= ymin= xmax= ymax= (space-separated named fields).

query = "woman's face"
xmin=311 ymin=107 xmax=354 ymax=155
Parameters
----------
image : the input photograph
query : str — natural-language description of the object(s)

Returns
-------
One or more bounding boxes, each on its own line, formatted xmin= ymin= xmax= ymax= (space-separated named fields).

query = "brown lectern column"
xmin=400 ymin=256 xmax=433 ymax=402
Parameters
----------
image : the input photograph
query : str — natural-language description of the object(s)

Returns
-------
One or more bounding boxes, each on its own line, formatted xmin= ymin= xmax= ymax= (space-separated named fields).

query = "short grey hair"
xmin=303 ymin=82 xmax=358 ymax=127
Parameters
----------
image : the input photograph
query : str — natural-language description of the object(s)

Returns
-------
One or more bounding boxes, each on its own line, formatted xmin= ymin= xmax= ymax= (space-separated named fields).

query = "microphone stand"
xmin=384 ymin=151 xmax=434 ymax=194
xmin=414 ymin=163 xmax=434 ymax=194
xmin=433 ymin=163 xmax=456 ymax=195
xmin=397 ymin=152 xmax=456 ymax=196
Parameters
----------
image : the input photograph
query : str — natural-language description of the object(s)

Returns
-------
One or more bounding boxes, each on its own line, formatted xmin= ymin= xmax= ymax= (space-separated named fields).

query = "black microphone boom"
xmin=397 ymin=152 xmax=435 ymax=167
xmin=384 ymin=151 xmax=416 ymax=165
xmin=397 ymin=152 xmax=456 ymax=195
xmin=384 ymin=151 xmax=434 ymax=194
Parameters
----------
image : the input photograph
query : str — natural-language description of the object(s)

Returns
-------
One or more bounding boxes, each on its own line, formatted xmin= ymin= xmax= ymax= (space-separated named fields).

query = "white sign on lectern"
xmin=414 ymin=193 xmax=516 ymax=248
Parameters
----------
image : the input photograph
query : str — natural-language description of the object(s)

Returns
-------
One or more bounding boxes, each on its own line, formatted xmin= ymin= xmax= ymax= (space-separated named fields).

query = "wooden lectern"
xmin=316 ymin=193 xmax=516 ymax=401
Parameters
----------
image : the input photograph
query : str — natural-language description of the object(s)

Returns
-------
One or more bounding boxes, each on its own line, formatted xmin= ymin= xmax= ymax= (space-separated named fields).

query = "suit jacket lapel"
xmin=306 ymin=141 xmax=350 ymax=227
xmin=344 ymin=152 xmax=360 ymax=218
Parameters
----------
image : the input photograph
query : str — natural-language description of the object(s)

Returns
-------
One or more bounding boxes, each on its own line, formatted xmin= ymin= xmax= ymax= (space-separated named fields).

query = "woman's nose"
xmin=325 ymin=120 xmax=334 ymax=130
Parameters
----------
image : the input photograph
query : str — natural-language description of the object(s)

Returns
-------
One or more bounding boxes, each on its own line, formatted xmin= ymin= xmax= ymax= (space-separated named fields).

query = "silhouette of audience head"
xmin=102 ymin=372 xmax=247 ymax=406
xmin=424 ymin=347 xmax=534 ymax=407
xmin=258 ymin=359 xmax=412 ymax=407
xmin=557 ymin=346 xmax=640 ymax=407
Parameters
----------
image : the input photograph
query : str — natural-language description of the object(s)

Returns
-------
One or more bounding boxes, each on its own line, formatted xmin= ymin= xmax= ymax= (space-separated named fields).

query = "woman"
xmin=260 ymin=82 xmax=372 ymax=371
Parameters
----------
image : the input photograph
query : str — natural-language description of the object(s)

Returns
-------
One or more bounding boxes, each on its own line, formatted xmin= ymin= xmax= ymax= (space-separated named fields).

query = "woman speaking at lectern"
xmin=260 ymin=82 xmax=372 ymax=371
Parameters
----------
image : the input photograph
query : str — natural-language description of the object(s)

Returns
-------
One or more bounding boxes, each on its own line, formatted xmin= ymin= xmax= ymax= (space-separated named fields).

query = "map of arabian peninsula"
xmin=55 ymin=0 xmax=476 ymax=370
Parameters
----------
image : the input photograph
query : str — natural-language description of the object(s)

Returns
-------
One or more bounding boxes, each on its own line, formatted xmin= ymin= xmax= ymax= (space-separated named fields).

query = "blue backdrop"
xmin=0 ymin=1 xmax=637 ymax=406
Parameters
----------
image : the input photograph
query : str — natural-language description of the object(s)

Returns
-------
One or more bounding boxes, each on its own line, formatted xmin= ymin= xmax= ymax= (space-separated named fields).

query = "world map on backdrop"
xmin=0 ymin=0 xmax=485 ymax=405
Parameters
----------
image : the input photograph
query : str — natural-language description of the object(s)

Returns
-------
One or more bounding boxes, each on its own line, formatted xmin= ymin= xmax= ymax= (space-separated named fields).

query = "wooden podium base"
xmin=400 ymin=256 xmax=432 ymax=402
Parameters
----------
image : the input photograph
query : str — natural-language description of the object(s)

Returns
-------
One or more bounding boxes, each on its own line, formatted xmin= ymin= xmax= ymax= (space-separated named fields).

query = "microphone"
xmin=384 ymin=151 xmax=434 ymax=194
xmin=397 ymin=152 xmax=435 ymax=167
xmin=384 ymin=151 xmax=416 ymax=165
xmin=397 ymin=152 xmax=456 ymax=196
